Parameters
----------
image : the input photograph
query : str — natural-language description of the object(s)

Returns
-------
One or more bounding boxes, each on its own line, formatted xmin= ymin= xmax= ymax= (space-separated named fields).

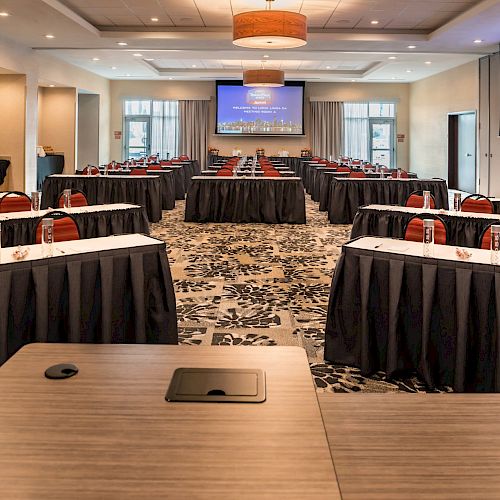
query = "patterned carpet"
xmin=150 ymin=197 xmax=449 ymax=393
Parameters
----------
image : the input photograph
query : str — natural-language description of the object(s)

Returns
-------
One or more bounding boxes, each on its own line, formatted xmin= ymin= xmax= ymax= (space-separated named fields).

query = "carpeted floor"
xmin=150 ymin=197 xmax=450 ymax=393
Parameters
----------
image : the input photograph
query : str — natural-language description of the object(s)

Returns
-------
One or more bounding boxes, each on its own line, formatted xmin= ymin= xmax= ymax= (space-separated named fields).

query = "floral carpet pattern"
xmin=151 ymin=198 xmax=449 ymax=393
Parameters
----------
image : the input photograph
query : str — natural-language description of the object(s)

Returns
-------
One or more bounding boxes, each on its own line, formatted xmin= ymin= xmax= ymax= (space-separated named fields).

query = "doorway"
xmin=124 ymin=117 xmax=151 ymax=159
xmin=370 ymin=119 xmax=395 ymax=168
xmin=448 ymin=111 xmax=477 ymax=193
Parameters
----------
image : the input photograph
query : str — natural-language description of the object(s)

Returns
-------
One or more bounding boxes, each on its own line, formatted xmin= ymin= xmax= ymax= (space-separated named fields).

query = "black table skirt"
xmin=328 ymin=179 xmax=449 ymax=224
xmin=185 ymin=178 xmax=306 ymax=224
xmin=0 ymin=159 xmax=10 ymax=186
xmin=325 ymin=242 xmax=500 ymax=392
xmin=41 ymin=176 xmax=162 ymax=222
xmin=351 ymin=207 xmax=500 ymax=248
xmin=0 ymin=206 xmax=149 ymax=247
xmin=0 ymin=240 xmax=178 ymax=365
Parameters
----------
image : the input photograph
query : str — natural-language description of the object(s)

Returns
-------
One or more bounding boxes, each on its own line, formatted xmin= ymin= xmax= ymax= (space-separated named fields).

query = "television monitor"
xmin=215 ymin=81 xmax=305 ymax=136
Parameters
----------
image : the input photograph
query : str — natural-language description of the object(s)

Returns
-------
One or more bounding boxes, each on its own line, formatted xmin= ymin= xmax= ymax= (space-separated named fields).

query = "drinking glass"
xmin=423 ymin=219 xmax=435 ymax=257
xmin=31 ymin=191 xmax=40 ymax=212
xmin=63 ymin=189 xmax=72 ymax=210
xmin=41 ymin=218 xmax=54 ymax=258
xmin=423 ymin=190 xmax=431 ymax=210
xmin=491 ymin=225 xmax=500 ymax=264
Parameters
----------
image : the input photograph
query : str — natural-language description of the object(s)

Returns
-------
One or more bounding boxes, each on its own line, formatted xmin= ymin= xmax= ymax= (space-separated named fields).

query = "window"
xmin=123 ymin=99 xmax=179 ymax=160
xmin=344 ymin=102 xmax=396 ymax=167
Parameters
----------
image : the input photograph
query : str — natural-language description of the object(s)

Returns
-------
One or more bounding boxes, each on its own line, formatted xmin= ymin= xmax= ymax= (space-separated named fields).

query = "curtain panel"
xmin=310 ymin=101 xmax=344 ymax=160
xmin=179 ymin=100 xmax=210 ymax=169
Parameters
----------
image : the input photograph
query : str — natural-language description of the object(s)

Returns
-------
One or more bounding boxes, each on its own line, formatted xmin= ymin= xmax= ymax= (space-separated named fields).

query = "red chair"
xmin=263 ymin=170 xmax=281 ymax=177
xmin=318 ymin=159 xmax=328 ymax=164
xmin=349 ymin=171 xmax=366 ymax=178
xmin=461 ymin=194 xmax=494 ymax=214
xmin=340 ymin=156 xmax=350 ymax=163
xmin=148 ymin=156 xmax=158 ymax=162
xmin=160 ymin=160 xmax=172 ymax=166
xmin=130 ymin=168 xmax=148 ymax=176
xmin=57 ymin=189 xmax=88 ymax=208
xmin=351 ymin=159 xmax=362 ymax=166
xmin=82 ymin=166 xmax=100 ymax=175
xmin=35 ymin=211 xmax=80 ymax=244
xmin=479 ymin=224 xmax=499 ymax=250
xmin=179 ymin=155 xmax=189 ymax=161
xmin=327 ymin=162 xmax=339 ymax=169
xmin=148 ymin=164 xmax=163 ymax=171
xmin=336 ymin=166 xmax=351 ymax=173
xmin=107 ymin=162 xmax=121 ymax=171
xmin=0 ymin=191 xmax=32 ymax=213
xmin=311 ymin=156 xmax=321 ymax=162
xmin=171 ymin=157 xmax=180 ymax=161
xmin=391 ymin=170 xmax=409 ymax=178
xmin=216 ymin=169 xmax=233 ymax=177
xmin=404 ymin=215 xmax=447 ymax=245
xmin=405 ymin=191 xmax=436 ymax=209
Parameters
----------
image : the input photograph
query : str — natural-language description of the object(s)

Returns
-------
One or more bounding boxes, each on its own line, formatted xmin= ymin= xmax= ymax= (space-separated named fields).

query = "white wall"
xmin=409 ymin=61 xmax=479 ymax=181
xmin=77 ymin=93 xmax=100 ymax=169
xmin=110 ymin=80 xmax=411 ymax=167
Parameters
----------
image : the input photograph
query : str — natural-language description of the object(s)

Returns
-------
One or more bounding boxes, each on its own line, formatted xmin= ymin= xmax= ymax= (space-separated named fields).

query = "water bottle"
xmin=423 ymin=191 xmax=431 ymax=210
xmin=491 ymin=225 xmax=500 ymax=264
xmin=423 ymin=219 xmax=434 ymax=257
xmin=41 ymin=218 xmax=54 ymax=258
xmin=87 ymin=165 xmax=92 ymax=176
xmin=397 ymin=168 xmax=402 ymax=179
xmin=453 ymin=193 xmax=461 ymax=211
xmin=63 ymin=189 xmax=72 ymax=210
xmin=31 ymin=191 xmax=40 ymax=212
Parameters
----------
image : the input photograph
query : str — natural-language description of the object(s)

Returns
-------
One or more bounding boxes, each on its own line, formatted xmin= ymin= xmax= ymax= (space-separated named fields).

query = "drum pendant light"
xmin=243 ymin=68 xmax=284 ymax=87
xmin=233 ymin=0 xmax=307 ymax=49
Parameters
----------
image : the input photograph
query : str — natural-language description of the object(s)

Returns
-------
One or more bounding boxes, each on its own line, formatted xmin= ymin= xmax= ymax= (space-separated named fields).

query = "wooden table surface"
xmin=319 ymin=393 xmax=500 ymax=500
xmin=0 ymin=344 xmax=341 ymax=500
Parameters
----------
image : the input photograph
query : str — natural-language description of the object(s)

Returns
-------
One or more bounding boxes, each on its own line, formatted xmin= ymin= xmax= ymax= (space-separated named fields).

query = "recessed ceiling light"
xmin=425 ymin=61 xmax=432 ymax=65
xmin=125 ymin=73 xmax=131 ymax=76
xmin=49 ymin=84 xmax=55 ymax=87
xmin=192 ymin=64 xmax=197 ymax=68
xmin=168 ymin=77 xmax=173 ymax=80
xmin=92 ymin=57 xmax=100 ymax=61
xmin=474 ymin=39 xmax=483 ymax=44
xmin=407 ymin=45 xmax=416 ymax=49
xmin=0 ymin=12 xmax=10 ymax=17
xmin=406 ymin=69 xmax=413 ymax=73
xmin=151 ymin=17 xmax=159 ymax=22
xmin=111 ymin=66 xmax=117 ymax=70
xmin=263 ymin=55 xmax=269 ymax=58
xmin=326 ymin=66 xmax=331 ymax=69
xmin=133 ymin=53 xmax=142 ymax=57
xmin=388 ymin=56 xmax=397 ymax=60
xmin=117 ymin=42 xmax=128 ymax=46
xmin=391 ymin=77 xmax=397 ymax=80
xmin=145 ymin=58 xmax=155 ymax=61
xmin=45 ymin=34 xmax=55 ymax=39
xmin=351 ymin=79 xmax=356 ymax=82
xmin=370 ymin=20 xmax=379 ymax=25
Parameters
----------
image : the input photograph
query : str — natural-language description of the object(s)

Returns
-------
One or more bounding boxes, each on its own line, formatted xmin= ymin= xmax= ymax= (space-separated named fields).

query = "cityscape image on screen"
xmin=216 ymin=84 xmax=304 ymax=135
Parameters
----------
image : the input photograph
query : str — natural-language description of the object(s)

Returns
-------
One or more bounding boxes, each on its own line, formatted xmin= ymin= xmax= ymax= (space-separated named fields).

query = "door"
xmin=124 ymin=117 xmax=151 ymax=159
xmin=370 ymin=119 xmax=394 ymax=167
xmin=457 ymin=112 xmax=476 ymax=193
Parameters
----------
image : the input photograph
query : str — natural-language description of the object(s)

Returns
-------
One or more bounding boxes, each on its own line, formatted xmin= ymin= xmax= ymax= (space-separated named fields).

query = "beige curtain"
xmin=179 ymin=100 xmax=210 ymax=169
xmin=310 ymin=101 xmax=344 ymax=159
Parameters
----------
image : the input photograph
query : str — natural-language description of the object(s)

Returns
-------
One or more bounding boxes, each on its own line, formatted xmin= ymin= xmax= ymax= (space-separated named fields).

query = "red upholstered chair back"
xmin=107 ymin=162 xmax=121 ymax=170
xmin=340 ymin=156 xmax=350 ymax=163
xmin=171 ymin=157 xmax=180 ymax=161
xmin=461 ymin=194 xmax=494 ymax=214
xmin=263 ymin=170 xmax=281 ymax=177
xmin=35 ymin=211 xmax=80 ymax=244
xmin=351 ymin=160 xmax=362 ymax=166
xmin=0 ymin=191 xmax=32 ymax=213
xmin=160 ymin=160 xmax=172 ymax=166
xmin=404 ymin=215 xmax=447 ymax=245
xmin=318 ymin=159 xmax=328 ymax=164
xmin=327 ymin=162 xmax=339 ymax=169
xmin=216 ymin=169 xmax=233 ymax=176
xmin=349 ymin=171 xmax=366 ymax=178
xmin=148 ymin=156 xmax=158 ymax=162
xmin=336 ymin=166 xmax=351 ymax=173
xmin=405 ymin=191 xmax=436 ymax=209
xmin=179 ymin=155 xmax=189 ymax=161
xmin=392 ymin=170 xmax=409 ymax=178
xmin=480 ymin=224 xmax=493 ymax=250
xmin=82 ymin=166 xmax=100 ymax=175
xmin=130 ymin=168 xmax=148 ymax=176
xmin=148 ymin=164 xmax=162 ymax=171
xmin=311 ymin=156 xmax=321 ymax=161
xmin=57 ymin=190 xmax=88 ymax=208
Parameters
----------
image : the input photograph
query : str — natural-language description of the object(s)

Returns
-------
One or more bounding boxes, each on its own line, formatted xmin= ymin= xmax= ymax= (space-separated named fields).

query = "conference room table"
xmin=0 ymin=234 xmax=177 ymax=365
xmin=327 ymin=177 xmax=449 ymax=224
xmin=185 ymin=176 xmax=306 ymax=224
xmin=200 ymin=170 xmax=296 ymax=177
xmin=0 ymin=344 xmax=341 ymax=499
xmin=325 ymin=236 xmax=500 ymax=392
xmin=41 ymin=174 xmax=162 ymax=222
xmin=351 ymin=204 xmax=500 ymax=248
xmin=208 ymin=164 xmax=291 ymax=172
xmin=0 ymin=203 xmax=149 ymax=247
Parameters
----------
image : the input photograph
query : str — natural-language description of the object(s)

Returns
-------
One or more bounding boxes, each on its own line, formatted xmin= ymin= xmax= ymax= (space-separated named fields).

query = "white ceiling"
xmin=0 ymin=0 xmax=498 ymax=83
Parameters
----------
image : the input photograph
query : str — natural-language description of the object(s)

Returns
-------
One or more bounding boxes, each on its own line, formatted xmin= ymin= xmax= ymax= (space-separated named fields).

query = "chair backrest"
xmin=160 ymin=160 xmax=172 ymax=166
xmin=351 ymin=159 xmax=362 ymax=166
xmin=349 ymin=171 xmax=366 ymax=178
xmin=392 ymin=170 xmax=409 ymax=178
xmin=0 ymin=191 xmax=32 ymax=213
xmin=461 ymin=194 xmax=494 ymax=214
xmin=35 ymin=211 xmax=80 ymax=244
xmin=216 ymin=169 xmax=233 ymax=176
xmin=130 ymin=168 xmax=148 ymax=176
xmin=179 ymin=155 xmax=189 ymax=161
xmin=336 ymin=166 xmax=351 ymax=173
xmin=57 ymin=189 xmax=88 ymax=208
xmin=147 ymin=164 xmax=163 ymax=171
xmin=405 ymin=191 xmax=436 ymax=209
xmin=263 ymin=170 xmax=281 ymax=177
xmin=340 ymin=156 xmax=350 ymax=162
xmin=327 ymin=162 xmax=339 ymax=169
xmin=404 ymin=215 xmax=447 ymax=245
xmin=82 ymin=166 xmax=100 ymax=175
xmin=318 ymin=159 xmax=328 ymax=164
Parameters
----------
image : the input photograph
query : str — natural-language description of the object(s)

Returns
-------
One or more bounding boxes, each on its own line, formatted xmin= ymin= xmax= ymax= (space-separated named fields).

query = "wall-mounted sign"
xmin=397 ymin=133 xmax=405 ymax=143
xmin=114 ymin=131 xmax=122 ymax=140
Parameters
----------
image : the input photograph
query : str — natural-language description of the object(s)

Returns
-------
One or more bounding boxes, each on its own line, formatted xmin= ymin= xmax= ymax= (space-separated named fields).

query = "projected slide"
xmin=216 ymin=85 xmax=304 ymax=135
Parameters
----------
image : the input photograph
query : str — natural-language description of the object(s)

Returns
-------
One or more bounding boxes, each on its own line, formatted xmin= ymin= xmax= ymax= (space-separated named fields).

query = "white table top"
xmin=0 ymin=234 xmax=160 ymax=265
xmin=50 ymin=175 xmax=158 ymax=180
xmin=361 ymin=204 xmax=500 ymax=220
xmin=347 ymin=236 xmax=496 ymax=265
xmin=192 ymin=176 xmax=302 ymax=181
xmin=0 ymin=204 xmax=141 ymax=222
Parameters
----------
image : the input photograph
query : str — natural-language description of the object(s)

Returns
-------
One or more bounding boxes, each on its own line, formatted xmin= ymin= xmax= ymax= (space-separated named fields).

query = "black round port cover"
xmin=44 ymin=363 xmax=79 ymax=379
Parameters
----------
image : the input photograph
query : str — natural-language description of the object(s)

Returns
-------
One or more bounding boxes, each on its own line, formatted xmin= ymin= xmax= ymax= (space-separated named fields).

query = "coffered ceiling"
xmin=0 ymin=0 xmax=498 ymax=83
